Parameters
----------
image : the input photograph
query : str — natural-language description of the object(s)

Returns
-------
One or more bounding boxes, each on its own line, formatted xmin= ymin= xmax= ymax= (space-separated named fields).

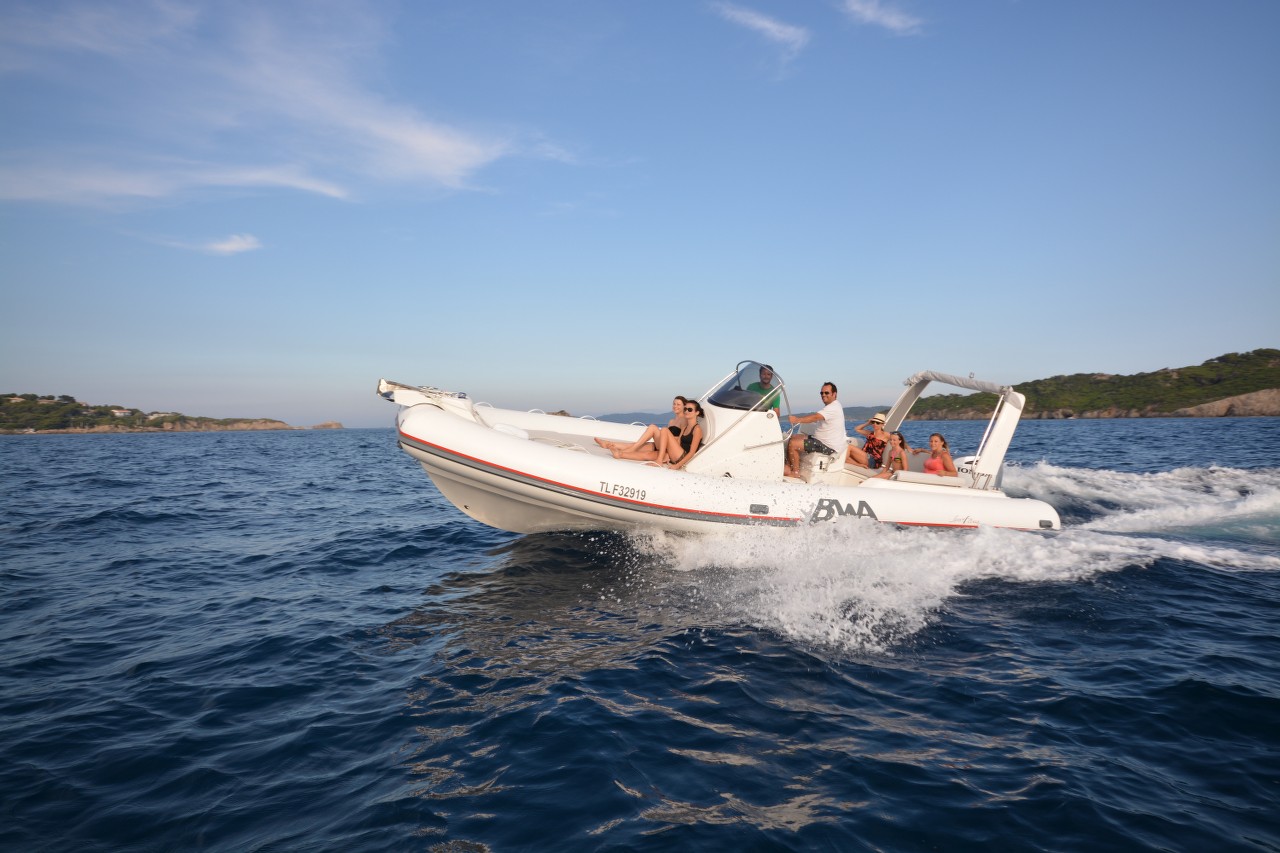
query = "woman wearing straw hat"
xmin=846 ymin=412 xmax=889 ymax=469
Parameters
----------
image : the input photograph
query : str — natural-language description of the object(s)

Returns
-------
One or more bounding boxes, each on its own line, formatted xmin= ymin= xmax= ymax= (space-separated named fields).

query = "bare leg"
xmin=664 ymin=436 xmax=688 ymax=469
xmin=596 ymin=425 xmax=664 ymax=453
xmin=785 ymin=434 xmax=804 ymax=476
xmin=654 ymin=428 xmax=675 ymax=465
xmin=846 ymin=445 xmax=869 ymax=467
xmin=613 ymin=446 xmax=661 ymax=462
xmin=618 ymin=424 xmax=665 ymax=454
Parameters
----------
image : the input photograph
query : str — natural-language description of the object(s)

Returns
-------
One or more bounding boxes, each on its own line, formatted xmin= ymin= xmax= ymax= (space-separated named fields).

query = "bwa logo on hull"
xmin=807 ymin=498 xmax=877 ymax=524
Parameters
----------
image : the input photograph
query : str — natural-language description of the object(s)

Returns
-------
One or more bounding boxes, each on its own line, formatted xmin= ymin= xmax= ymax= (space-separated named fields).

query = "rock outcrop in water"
xmin=1171 ymin=389 xmax=1280 ymax=418
xmin=157 ymin=419 xmax=296 ymax=432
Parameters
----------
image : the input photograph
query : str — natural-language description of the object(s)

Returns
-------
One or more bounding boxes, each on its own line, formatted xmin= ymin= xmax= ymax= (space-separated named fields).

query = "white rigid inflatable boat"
xmin=378 ymin=361 xmax=1061 ymax=534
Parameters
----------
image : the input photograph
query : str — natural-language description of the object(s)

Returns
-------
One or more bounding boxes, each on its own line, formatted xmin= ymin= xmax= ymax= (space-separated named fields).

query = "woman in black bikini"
xmin=595 ymin=396 xmax=687 ymax=454
xmin=656 ymin=400 xmax=704 ymax=470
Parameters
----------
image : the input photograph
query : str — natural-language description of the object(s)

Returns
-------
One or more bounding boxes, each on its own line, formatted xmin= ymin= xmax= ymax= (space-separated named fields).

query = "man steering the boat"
xmin=784 ymin=382 xmax=847 ymax=478
xmin=746 ymin=364 xmax=781 ymax=414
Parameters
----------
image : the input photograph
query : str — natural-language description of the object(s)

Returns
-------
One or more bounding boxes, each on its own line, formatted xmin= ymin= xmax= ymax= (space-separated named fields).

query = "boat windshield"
xmin=707 ymin=361 xmax=786 ymax=412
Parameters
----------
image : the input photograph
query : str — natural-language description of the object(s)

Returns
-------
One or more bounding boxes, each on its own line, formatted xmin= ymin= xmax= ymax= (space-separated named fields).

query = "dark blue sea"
xmin=3 ymin=418 xmax=1279 ymax=852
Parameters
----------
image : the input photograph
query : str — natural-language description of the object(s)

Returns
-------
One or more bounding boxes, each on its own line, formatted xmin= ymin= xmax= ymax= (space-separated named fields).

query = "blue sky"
xmin=2 ymin=0 xmax=1276 ymax=427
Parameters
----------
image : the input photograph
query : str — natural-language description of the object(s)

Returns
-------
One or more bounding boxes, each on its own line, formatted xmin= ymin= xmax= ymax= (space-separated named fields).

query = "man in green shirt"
xmin=746 ymin=364 xmax=781 ymax=413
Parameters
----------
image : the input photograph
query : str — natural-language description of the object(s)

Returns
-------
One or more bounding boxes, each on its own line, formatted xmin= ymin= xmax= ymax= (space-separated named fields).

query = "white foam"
xmin=624 ymin=465 xmax=1280 ymax=654
xmin=1008 ymin=462 xmax=1280 ymax=539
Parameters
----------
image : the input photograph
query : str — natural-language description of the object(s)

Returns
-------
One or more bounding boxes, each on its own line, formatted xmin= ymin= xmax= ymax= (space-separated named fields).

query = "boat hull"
xmin=395 ymin=403 xmax=1060 ymax=535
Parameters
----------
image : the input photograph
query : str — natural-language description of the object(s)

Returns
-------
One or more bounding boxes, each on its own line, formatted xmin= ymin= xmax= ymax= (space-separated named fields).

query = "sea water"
xmin=2 ymin=419 xmax=1278 ymax=851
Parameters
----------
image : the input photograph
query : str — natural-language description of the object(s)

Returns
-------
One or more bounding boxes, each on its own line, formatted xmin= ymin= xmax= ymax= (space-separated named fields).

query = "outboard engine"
xmin=954 ymin=455 xmax=999 ymax=489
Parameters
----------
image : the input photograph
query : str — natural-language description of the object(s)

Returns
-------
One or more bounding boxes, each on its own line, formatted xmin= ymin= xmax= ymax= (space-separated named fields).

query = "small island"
xmin=0 ymin=394 xmax=342 ymax=434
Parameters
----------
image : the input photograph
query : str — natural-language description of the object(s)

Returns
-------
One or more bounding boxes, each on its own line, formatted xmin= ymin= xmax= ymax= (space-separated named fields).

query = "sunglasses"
xmin=684 ymin=407 xmax=696 ymax=412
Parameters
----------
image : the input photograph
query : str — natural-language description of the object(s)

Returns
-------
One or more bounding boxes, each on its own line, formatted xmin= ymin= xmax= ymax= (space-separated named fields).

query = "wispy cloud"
xmin=0 ymin=1 xmax=535 ymax=206
xmin=0 ymin=158 xmax=348 ymax=205
xmin=211 ymin=8 xmax=517 ymax=189
xmin=203 ymin=234 xmax=262 ymax=255
xmin=0 ymin=0 xmax=197 ymax=68
xmin=840 ymin=0 xmax=923 ymax=35
xmin=712 ymin=3 xmax=810 ymax=62
xmin=142 ymin=230 xmax=263 ymax=255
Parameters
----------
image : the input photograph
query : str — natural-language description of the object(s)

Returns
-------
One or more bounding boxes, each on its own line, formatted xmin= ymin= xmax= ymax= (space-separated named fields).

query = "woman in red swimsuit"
xmin=914 ymin=432 xmax=958 ymax=477
xmin=846 ymin=413 xmax=889 ymax=468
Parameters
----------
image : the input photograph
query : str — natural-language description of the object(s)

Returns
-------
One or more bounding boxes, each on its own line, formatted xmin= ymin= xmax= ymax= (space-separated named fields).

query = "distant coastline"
xmin=4 ymin=420 xmax=344 ymax=435
xmin=901 ymin=349 xmax=1280 ymax=420
xmin=7 ymin=348 xmax=1277 ymax=433
xmin=906 ymin=388 xmax=1280 ymax=420
xmin=1 ymin=394 xmax=343 ymax=434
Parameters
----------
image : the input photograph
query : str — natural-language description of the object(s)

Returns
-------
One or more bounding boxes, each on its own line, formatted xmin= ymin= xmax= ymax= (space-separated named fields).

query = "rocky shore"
xmin=1168 ymin=389 xmax=1280 ymax=418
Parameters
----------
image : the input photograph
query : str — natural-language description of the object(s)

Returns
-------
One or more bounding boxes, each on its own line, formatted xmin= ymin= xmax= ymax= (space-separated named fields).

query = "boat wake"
xmin=1007 ymin=461 xmax=1280 ymax=543
xmin=621 ymin=464 xmax=1280 ymax=655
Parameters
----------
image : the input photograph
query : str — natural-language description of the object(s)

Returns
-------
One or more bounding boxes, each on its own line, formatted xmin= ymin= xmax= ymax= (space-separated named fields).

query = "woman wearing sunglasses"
xmin=604 ymin=399 xmax=703 ymax=470
xmin=656 ymin=400 xmax=704 ymax=470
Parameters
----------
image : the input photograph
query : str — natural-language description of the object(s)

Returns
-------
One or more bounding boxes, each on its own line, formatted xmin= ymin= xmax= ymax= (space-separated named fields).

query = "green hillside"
xmin=910 ymin=349 xmax=1280 ymax=418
